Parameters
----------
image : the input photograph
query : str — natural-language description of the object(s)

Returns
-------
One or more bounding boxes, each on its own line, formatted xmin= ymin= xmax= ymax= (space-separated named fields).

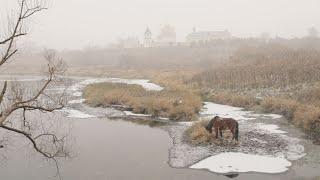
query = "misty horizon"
xmin=1 ymin=0 xmax=319 ymax=50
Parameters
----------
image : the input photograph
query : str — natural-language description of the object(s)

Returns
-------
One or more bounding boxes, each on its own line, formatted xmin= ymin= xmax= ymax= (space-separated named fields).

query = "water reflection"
xmin=224 ymin=173 xmax=239 ymax=178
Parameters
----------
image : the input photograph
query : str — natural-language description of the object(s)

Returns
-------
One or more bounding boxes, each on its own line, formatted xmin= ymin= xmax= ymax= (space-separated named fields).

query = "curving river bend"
xmin=0 ymin=75 xmax=320 ymax=180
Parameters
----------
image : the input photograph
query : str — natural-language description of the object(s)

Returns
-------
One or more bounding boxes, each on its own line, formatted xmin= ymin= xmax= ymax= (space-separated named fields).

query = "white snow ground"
xmin=190 ymin=152 xmax=292 ymax=173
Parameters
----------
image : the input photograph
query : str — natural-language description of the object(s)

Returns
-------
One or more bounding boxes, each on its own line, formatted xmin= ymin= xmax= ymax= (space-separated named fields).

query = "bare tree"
xmin=0 ymin=0 xmax=69 ymax=174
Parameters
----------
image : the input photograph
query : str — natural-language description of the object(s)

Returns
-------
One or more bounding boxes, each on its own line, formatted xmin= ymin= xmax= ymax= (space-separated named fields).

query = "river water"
xmin=0 ymin=75 xmax=319 ymax=180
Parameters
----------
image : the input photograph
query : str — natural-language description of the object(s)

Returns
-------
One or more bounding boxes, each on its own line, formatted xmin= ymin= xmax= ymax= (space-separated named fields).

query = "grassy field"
xmin=187 ymin=44 xmax=320 ymax=144
xmin=83 ymin=82 xmax=202 ymax=121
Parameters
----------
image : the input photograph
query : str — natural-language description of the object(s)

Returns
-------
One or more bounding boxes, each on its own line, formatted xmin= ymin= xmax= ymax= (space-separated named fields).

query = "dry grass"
xmin=206 ymin=91 xmax=259 ymax=109
xmin=191 ymin=45 xmax=320 ymax=90
xmin=261 ymin=97 xmax=299 ymax=120
xmin=184 ymin=120 xmax=213 ymax=145
xmin=200 ymin=90 xmax=320 ymax=141
xmin=83 ymin=82 xmax=202 ymax=121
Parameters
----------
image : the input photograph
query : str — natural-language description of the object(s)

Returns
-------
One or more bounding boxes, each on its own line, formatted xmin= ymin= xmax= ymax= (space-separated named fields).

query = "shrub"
xmin=293 ymin=105 xmax=320 ymax=130
xmin=261 ymin=97 xmax=299 ymax=120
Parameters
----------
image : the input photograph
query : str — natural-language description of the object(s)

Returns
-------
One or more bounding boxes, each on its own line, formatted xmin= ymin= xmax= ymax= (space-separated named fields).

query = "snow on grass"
xmin=190 ymin=152 xmax=292 ymax=174
xmin=256 ymin=123 xmax=287 ymax=134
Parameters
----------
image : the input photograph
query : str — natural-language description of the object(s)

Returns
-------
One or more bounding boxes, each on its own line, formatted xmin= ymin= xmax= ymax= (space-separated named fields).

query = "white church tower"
xmin=144 ymin=27 xmax=153 ymax=47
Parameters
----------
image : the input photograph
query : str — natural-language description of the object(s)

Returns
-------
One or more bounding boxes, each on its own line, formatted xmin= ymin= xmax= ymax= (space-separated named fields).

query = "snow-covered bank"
xmin=168 ymin=102 xmax=306 ymax=174
xmin=64 ymin=77 xmax=164 ymax=118
xmin=68 ymin=77 xmax=163 ymax=97
xmin=190 ymin=152 xmax=291 ymax=173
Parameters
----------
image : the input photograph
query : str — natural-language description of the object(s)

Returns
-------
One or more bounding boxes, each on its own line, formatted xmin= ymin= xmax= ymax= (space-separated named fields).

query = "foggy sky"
xmin=1 ymin=0 xmax=320 ymax=50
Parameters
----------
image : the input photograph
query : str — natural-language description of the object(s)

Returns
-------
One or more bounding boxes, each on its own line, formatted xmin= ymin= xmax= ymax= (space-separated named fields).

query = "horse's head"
xmin=205 ymin=123 xmax=213 ymax=133
xmin=205 ymin=117 xmax=217 ymax=133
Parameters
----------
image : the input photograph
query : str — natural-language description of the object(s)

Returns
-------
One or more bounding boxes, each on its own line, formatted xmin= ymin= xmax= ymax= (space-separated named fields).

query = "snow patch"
xmin=256 ymin=123 xmax=287 ymax=134
xmin=123 ymin=111 xmax=151 ymax=117
xmin=72 ymin=92 xmax=82 ymax=97
xmin=262 ymin=114 xmax=283 ymax=119
xmin=200 ymin=102 xmax=255 ymax=121
xmin=68 ymin=99 xmax=85 ymax=104
xmin=61 ymin=109 xmax=96 ymax=119
xmin=190 ymin=152 xmax=291 ymax=174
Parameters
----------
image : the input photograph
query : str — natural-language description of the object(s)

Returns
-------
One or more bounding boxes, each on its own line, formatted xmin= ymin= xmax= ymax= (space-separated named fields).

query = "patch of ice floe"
xmin=61 ymin=109 xmax=96 ymax=119
xmin=190 ymin=152 xmax=291 ymax=174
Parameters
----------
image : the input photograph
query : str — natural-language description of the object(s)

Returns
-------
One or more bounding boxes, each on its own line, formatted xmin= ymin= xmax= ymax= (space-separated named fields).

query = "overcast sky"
xmin=1 ymin=0 xmax=319 ymax=50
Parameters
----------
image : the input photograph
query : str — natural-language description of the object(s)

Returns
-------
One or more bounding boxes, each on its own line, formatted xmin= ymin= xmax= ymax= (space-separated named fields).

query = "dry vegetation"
xmin=205 ymin=91 xmax=259 ymax=109
xmin=83 ymin=82 xmax=202 ymax=121
xmin=189 ymin=43 xmax=320 ymax=143
xmin=191 ymin=45 xmax=320 ymax=89
xmin=184 ymin=120 xmax=213 ymax=145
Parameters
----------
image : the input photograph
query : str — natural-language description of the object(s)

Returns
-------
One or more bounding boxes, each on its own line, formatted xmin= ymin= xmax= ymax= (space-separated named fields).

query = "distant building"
xmin=143 ymin=25 xmax=177 ymax=47
xmin=186 ymin=29 xmax=231 ymax=44
xmin=156 ymin=25 xmax=177 ymax=46
xmin=144 ymin=27 xmax=153 ymax=47
xmin=118 ymin=37 xmax=140 ymax=49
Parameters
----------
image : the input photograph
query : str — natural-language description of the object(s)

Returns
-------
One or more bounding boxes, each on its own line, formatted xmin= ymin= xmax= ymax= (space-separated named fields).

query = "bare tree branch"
xmin=0 ymin=2 xmax=69 ymax=178
xmin=0 ymin=81 xmax=7 ymax=104
xmin=0 ymin=0 xmax=48 ymax=66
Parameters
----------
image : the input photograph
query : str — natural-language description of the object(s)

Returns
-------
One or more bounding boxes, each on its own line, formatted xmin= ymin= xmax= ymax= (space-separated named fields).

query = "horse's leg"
xmin=215 ymin=127 xmax=219 ymax=139
xmin=231 ymin=128 xmax=235 ymax=140
xmin=219 ymin=128 xmax=223 ymax=138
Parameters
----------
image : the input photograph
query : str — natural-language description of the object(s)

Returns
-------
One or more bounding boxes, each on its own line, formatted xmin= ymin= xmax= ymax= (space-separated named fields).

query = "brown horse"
xmin=205 ymin=116 xmax=239 ymax=141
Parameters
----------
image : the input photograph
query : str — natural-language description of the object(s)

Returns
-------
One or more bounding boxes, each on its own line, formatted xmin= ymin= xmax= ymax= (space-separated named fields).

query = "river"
xmin=0 ymin=75 xmax=319 ymax=180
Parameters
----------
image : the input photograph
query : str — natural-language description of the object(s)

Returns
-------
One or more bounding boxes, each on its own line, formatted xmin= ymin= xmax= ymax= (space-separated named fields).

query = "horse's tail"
xmin=235 ymin=122 xmax=239 ymax=141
